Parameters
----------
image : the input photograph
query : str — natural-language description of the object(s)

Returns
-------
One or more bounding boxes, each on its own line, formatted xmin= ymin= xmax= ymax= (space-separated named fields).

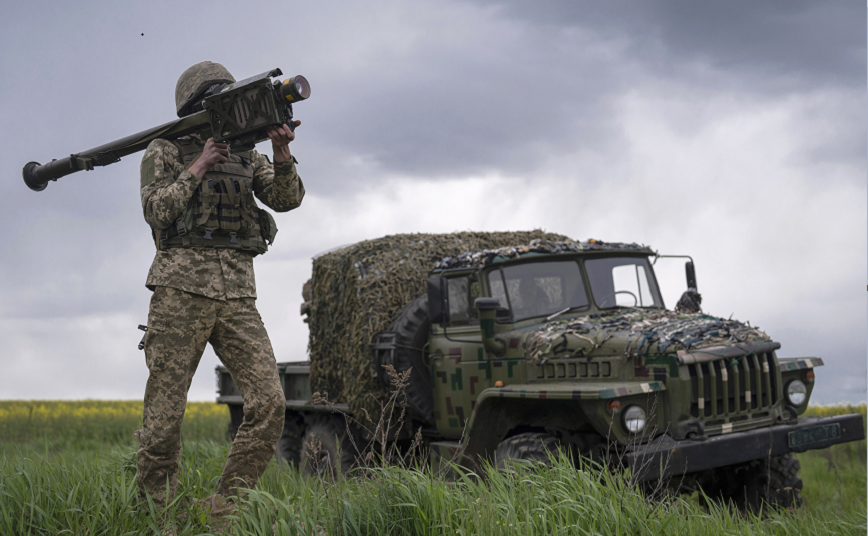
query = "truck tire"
xmin=385 ymin=295 xmax=434 ymax=427
xmin=275 ymin=411 xmax=305 ymax=467
xmin=494 ymin=432 xmax=560 ymax=470
xmin=741 ymin=453 xmax=803 ymax=512
xmin=227 ymin=405 xmax=244 ymax=442
xmin=701 ymin=453 xmax=803 ymax=513
xmin=300 ymin=414 xmax=357 ymax=477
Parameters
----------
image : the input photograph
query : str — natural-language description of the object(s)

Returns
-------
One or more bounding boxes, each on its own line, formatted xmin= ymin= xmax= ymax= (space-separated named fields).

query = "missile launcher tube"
xmin=22 ymin=112 xmax=209 ymax=191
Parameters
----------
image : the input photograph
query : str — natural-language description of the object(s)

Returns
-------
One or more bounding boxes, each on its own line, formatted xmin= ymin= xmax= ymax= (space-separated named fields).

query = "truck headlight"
xmin=623 ymin=405 xmax=646 ymax=433
xmin=786 ymin=379 xmax=807 ymax=406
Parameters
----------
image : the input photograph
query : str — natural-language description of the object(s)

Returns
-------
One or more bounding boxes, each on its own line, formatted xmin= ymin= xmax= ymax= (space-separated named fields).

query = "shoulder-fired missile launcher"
xmin=23 ymin=68 xmax=309 ymax=192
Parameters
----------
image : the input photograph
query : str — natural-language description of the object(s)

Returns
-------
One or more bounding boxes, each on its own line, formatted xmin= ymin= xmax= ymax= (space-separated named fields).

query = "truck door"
xmin=429 ymin=274 xmax=488 ymax=439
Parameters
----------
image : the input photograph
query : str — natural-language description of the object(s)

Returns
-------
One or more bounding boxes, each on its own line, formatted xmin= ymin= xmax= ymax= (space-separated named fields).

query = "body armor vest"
xmin=157 ymin=138 xmax=277 ymax=255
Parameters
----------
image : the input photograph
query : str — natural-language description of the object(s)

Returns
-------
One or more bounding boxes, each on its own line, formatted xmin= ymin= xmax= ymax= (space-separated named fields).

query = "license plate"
xmin=788 ymin=423 xmax=841 ymax=451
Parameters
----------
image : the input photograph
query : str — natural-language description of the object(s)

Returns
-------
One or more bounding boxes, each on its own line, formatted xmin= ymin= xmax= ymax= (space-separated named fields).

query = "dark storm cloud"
xmin=315 ymin=31 xmax=627 ymax=178
xmin=300 ymin=0 xmax=867 ymax=182
xmin=481 ymin=0 xmax=866 ymax=89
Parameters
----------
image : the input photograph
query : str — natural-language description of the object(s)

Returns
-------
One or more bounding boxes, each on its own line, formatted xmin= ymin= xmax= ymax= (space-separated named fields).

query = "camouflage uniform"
xmin=135 ymin=133 xmax=304 ymax=506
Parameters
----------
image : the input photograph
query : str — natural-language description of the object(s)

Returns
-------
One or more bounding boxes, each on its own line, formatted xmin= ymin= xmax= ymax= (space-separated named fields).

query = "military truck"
xmin=216 ymin=232 xmax=864 ymax=511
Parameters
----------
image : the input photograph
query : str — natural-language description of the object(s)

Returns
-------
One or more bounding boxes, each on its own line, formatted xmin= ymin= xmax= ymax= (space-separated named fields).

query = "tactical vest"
xmin=156 ymin=138 xmax=277 ymax=255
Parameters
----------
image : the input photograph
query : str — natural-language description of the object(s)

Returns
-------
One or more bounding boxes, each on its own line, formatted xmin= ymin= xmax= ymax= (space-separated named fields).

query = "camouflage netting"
xmin=526 ymin=310 xmax=771 ymax=362
xmin=307 ymin=230 xmax=569 ymax=420
xmin=434 ymin=239 xmax=653 ymax=270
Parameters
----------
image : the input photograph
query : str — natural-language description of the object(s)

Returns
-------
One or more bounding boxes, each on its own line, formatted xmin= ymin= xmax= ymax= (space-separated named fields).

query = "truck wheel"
xmin=276 ymin=434 xmax=301 ymax=467
xmin=702 ymin=454 xmax=803 ymax=513
xmin=741 ymin=454 xmax=803 ymax=512
xmin=300 ymin=415 xmax=357 ymax=477
xmin=275 ymin=412 xmax=304 ymax=467
xmin=227 ymin=405 xmax=244 ymax=442
xmin=385 ymin=295 xmax=434 ymax=427
xmin=494 ymin=432 xmax=560 ymax=470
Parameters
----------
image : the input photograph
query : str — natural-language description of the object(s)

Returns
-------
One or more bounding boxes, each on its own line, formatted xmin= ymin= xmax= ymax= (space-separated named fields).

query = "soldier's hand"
xmin=201 ymin=138 xmax=230 ymax=167
xmin=268 ymin=122 xmax=298 ymax=147
xmin=189 ymin=138 xmax=229 ymax=178
xmin=268 ymin=121 xmax=298 ymax=162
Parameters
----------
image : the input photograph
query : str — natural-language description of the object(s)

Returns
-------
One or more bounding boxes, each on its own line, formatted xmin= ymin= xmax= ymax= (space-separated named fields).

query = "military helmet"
xmin=174 ymin=61 xmax=236 ymax=117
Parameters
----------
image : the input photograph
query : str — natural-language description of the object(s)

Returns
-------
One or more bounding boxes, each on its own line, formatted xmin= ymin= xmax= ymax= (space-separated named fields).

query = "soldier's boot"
xmin=200 ymin=493 xmax=237 ymax=534
xmin=134 ymin=436 xmax=183 ymax=511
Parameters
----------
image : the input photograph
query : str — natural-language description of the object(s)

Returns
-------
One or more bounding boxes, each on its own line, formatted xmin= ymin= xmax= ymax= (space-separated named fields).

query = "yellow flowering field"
xmin=0 ymin=400 xmax=229 ymax=445
xmin=1 ymin=400 xmax=861 ymax=447
xmin=803 ymin=402 xmax=866 ymax=419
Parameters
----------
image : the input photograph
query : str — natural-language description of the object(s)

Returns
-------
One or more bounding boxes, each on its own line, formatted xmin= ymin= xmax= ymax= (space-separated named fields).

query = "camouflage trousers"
xmin=135 ymin=286 xmax=285 ymax=507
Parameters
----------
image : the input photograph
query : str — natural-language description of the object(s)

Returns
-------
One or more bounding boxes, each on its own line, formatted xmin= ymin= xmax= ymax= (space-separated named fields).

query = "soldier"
xmin=135 ymin=61 xmax=304 ymax=518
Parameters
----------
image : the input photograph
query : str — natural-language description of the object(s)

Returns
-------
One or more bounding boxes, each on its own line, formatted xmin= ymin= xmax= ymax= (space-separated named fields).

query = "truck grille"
xmin=687 ymin=351 xmax=779 ymax=423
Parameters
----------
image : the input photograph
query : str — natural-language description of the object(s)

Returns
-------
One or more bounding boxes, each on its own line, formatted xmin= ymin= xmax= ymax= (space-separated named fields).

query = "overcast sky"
xmin=0 ymin=0 xmax=864 ymax=404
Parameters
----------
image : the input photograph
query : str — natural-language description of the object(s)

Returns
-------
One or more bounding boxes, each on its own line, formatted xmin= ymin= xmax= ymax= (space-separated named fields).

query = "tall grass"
xmin=240 ymin=455 xmax=867 ymax=536
xmin=0 ymin=402 xmax=864 ymax=535
xmin=796 ymin=402 xmax=867 ymax=515
xmin=1 ymin=442 xmax=863 ymax=536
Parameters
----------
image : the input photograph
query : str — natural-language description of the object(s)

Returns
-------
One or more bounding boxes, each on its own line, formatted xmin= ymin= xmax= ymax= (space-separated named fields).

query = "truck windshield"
xmin=585 ymin=257 xmax=662 ymax=309
xmin=488 ymin=261 xmax=589 ymax=321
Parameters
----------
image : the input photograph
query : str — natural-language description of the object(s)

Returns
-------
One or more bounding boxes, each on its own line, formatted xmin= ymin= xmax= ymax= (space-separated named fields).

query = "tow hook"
xmin=686 ymin=421 xmax=707 ymax=441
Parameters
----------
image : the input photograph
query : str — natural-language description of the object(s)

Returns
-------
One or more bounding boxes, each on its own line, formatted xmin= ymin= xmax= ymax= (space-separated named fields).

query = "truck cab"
xmin=426 ymin=248 xmax=667 ymax=441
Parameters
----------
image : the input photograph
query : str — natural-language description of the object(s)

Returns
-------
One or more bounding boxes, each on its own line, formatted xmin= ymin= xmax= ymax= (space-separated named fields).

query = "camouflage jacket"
xmin=140 ymin=135 xmax=305 ymax=300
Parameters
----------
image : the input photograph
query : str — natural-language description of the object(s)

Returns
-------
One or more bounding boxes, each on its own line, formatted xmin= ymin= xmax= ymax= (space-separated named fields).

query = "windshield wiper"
xmin=546 ymin=306 xmax=587 ymax=321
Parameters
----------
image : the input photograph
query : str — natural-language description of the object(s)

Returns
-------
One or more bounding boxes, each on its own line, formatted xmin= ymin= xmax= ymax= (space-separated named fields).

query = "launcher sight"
xmin=23 ymin=68 xmax=310 ymax=192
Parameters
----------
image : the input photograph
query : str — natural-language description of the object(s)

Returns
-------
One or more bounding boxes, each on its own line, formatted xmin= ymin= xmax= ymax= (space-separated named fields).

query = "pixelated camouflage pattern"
xmin=427 ymin=308 xmax=771 ymax=440
xmin=135 ymin=286 xmax=285 ymax=506
xmin=308 ymin=231 xmax=569 ymax=422
xmin=140 ymin=134 xmax=304 ymax=300
xmin=423 ymin=247 xmax=773 ymax=440
xmin=427 ymin=340 xmax=662 ymax=437
xmin=146 ymin=248 xmax=258 ymax=300
xmin=175 ymin=61 xmax=235 ymax=117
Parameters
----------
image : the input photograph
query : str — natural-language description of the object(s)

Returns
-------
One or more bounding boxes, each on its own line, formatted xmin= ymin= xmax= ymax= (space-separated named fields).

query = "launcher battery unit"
xmin=215 ymin=232 xmax=864 ymax=513
xmin=22 ymin=68 xmax=310 ymax=191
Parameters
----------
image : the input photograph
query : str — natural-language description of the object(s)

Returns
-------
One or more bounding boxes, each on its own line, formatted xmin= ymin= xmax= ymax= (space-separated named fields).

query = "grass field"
xmin=0 ymin=401 xmax=864 ymax=535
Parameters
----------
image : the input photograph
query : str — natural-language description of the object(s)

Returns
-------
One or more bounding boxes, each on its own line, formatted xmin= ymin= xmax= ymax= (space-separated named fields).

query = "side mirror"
xmin=427 ymin=277 xmax=449 ymax=325
xmin=685 ymin=261 xmax=697 ymax=291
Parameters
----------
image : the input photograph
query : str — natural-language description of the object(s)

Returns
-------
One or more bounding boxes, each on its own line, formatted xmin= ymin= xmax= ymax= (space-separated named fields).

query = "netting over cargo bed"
xmin=307 ymin=231 xmax=568 ymax=420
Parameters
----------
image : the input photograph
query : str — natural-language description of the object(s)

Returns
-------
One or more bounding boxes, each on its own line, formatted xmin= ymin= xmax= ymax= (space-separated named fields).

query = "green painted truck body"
xmin=216 ymin=241 xmax=864 ymax=485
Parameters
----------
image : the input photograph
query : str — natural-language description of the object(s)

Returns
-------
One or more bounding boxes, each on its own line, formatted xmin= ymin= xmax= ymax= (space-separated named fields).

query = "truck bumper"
xmin=625 ymin=414 xmax=865 ymax=481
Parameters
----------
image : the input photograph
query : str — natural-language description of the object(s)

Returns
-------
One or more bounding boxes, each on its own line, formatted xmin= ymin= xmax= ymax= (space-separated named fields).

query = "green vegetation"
xmin=0 ymin=400 xmax=228 ymax=448
xmin=0 ymin=401 xmax=864 ymax=535
xmin=798 ymin=403 xmax=867 ymax=514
